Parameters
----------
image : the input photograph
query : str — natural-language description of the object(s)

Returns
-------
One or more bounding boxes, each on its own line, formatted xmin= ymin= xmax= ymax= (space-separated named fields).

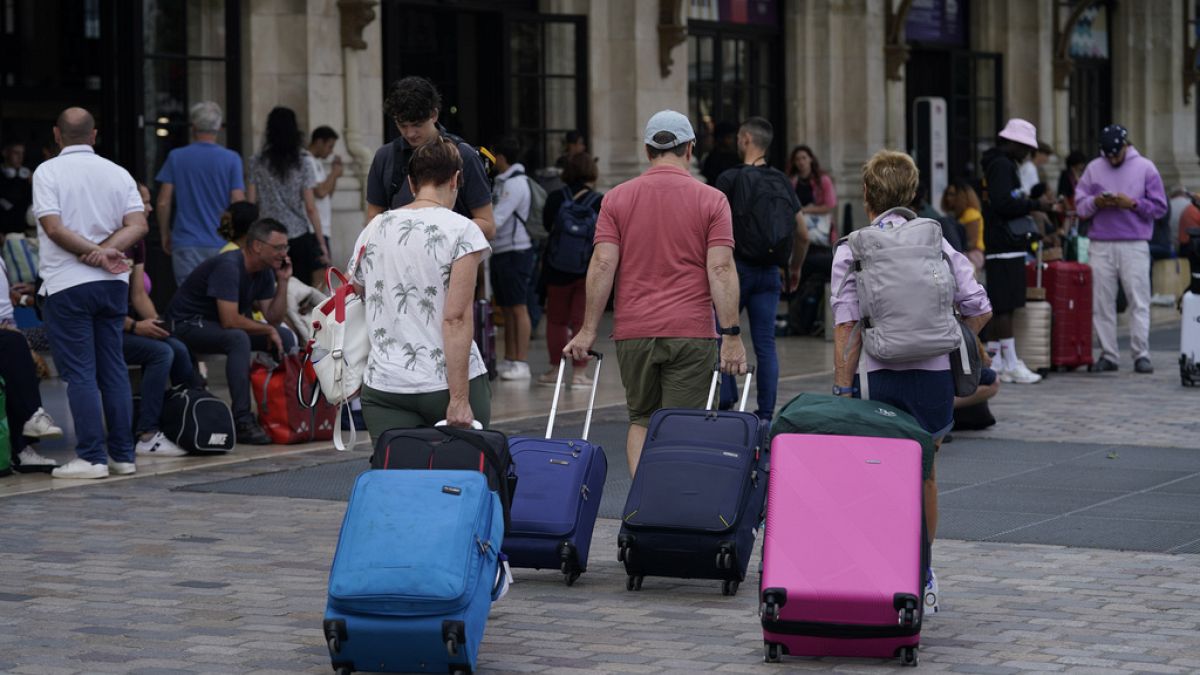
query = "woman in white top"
xmin=349 ymin=138 xmax=492 ymax=429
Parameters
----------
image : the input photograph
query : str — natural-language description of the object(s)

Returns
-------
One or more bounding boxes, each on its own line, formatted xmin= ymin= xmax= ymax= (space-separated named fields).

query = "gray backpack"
xmin=839 ymin=207 xmax=962 ymax=363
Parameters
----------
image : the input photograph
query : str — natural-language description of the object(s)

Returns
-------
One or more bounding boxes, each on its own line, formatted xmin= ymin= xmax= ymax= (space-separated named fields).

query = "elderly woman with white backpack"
xmin=830 ymin=149 xmax=992 ymax=614
xmin=341 ymin=137 xmax=493 ymax=431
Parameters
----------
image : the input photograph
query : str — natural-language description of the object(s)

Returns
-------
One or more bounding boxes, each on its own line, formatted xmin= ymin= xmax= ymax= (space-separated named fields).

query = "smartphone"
xmin=1101 ymin=191 xmax=1115 ymax=199
xmin=154 ymin=319 xmax=169 ymax=330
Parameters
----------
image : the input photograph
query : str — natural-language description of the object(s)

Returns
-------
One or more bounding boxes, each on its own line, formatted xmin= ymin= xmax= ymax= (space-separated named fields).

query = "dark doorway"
xmin=381 ymin=2 xmax=588 ymax=173
xmin=906 ymin=49 xmax=1003 ymax=182
xmin=1068 ymin=60 xmax=1111 ymax=157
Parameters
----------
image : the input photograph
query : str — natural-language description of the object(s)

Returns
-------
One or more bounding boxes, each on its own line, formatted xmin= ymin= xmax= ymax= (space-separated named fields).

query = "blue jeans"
xmin=44 ymin=280 xmax=134 ymax=464
xmin=123 ymin=334 xmax=196 ymax=434
xmin=172 ymin=246 xmax=222 ymax=286
xmin=719 ymin=261 xmax=782 ymax=420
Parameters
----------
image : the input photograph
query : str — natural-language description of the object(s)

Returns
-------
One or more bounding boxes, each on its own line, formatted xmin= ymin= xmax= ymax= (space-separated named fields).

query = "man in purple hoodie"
xmin=1075 ymin=125 xmax=1168 ymax=374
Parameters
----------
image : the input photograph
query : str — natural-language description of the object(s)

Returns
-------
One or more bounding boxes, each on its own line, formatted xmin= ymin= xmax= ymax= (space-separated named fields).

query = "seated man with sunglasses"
xmin=165 ymin=218 xmax=296 ymax=445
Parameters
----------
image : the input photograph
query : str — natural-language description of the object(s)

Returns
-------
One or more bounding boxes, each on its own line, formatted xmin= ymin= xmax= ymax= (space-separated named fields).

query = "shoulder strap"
xmin=386 ymin=137 xmax=409 ymax=208
xmin=580 ymin=189 xmax=601 ymax=208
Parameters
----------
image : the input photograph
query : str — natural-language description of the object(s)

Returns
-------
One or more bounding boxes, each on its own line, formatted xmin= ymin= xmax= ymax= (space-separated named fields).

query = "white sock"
xmin=986 ymin=341 xmax=1000 ymax=360
xmin=1000 ymin=338 xmax=1017 ymax=370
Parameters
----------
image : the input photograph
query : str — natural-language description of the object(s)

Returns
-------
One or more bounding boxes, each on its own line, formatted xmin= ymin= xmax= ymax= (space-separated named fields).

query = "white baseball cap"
xmin=643 ymin=110 xmax=696 ymax=149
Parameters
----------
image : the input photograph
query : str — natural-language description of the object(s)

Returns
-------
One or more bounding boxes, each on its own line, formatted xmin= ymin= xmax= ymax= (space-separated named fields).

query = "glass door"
xmin=502 ymin=13 xmax=588 ymax=173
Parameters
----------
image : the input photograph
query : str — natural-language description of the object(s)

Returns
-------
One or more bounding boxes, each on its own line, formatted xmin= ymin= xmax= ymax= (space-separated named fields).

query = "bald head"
xmin=55 ymin=107 xmax=96 ymax=147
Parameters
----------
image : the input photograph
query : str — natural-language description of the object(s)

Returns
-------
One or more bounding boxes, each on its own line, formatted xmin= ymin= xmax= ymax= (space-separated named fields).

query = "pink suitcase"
xmin=760 ymin=433 xmax=924 ymax=667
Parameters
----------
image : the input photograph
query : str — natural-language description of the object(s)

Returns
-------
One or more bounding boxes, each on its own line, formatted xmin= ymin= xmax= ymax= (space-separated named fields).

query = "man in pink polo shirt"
xmin=565 ymin=110 xmax=747 ymax=476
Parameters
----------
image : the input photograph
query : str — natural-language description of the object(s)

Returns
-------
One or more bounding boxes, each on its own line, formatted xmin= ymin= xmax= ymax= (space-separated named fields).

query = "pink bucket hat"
xmin=998 ymin=118 xmax=1038 ymax=150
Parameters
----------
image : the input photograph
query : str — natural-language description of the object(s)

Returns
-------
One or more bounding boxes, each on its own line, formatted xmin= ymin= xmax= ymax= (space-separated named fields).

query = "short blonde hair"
xmin=862 ymin=150 xmax=919 ymax=215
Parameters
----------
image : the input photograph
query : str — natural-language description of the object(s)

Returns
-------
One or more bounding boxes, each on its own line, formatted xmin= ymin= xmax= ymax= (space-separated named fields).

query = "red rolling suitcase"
xmin=1027 ymin=260 xmax=1093 ymax=370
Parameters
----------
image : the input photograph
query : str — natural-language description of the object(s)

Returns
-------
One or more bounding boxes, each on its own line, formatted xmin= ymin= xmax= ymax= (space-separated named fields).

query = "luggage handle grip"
xmin=546 ymin=350 xmax=603 ymax=440
xmin=705 ymin=363 xmax=756 ymax=412
xmin=434 ymin=420 xmax=485 ymax=430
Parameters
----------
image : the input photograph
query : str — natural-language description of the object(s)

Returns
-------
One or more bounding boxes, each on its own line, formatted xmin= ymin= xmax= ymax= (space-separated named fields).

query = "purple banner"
xmin=905 ymin=0 xmax=966 ymax=47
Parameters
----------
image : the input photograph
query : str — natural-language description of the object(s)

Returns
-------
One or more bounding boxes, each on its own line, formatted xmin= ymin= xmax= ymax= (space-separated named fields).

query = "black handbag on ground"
xmin=160 ymin=385 xmax=236 ymax=453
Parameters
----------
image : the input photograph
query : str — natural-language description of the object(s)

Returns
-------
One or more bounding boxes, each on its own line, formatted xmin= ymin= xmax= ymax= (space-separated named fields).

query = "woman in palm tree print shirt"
xmin=349 ymin=138 xmax=492 ymax=430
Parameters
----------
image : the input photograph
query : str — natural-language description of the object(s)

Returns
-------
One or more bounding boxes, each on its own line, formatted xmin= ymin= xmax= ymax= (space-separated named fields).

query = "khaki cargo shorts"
xmin=615 ymin=337 xmax=718 ymax=427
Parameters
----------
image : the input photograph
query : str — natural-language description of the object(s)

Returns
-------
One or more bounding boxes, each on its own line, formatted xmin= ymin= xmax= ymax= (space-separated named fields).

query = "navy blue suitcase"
xmin=505 ymin=351 xmax=607 ymax=585
xmin=617 ymin=366 xmax=769 ymax=596
xmin=324 ymin=470 xmax=504 ymax=675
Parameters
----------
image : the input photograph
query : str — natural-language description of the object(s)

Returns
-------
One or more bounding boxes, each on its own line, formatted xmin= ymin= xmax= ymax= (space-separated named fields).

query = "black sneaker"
xmin=1089 ymin=358 xmax=1119 ymax=373
xmin=1134 ymin=357 xmax=1154 ymax=374
xmin=235 ymin=422 xmax=271 ymax=445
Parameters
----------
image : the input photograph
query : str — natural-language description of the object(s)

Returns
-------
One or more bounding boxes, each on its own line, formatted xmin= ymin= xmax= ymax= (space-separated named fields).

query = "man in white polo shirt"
xmin=33 ymin=107 xmax=149 ymax=479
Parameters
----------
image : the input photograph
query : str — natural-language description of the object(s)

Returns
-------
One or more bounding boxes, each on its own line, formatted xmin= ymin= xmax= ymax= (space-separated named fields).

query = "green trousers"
xmin=360 ymin=376 xmax=492 ymax=434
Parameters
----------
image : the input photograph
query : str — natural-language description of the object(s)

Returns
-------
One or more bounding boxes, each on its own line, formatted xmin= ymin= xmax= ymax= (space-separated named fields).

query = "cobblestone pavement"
xmin=2 ymin=448 xmax=1199 ymax=674
xmin=2 ymin=324 xmax=1198 ymax=673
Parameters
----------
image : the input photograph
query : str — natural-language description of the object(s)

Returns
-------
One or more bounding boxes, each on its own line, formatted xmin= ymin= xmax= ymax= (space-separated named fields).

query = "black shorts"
xmin=490 ymin=248 xmax=535 ymax=307
xmin=984 ymin=255 xmax=1027 ymax=314
xmin=288 ymin=232 xmax=327 ymax=285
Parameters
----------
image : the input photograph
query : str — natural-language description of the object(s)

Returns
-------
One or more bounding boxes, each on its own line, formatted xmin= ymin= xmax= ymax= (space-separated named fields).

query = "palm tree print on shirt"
xmin=367 ymin=280 xmax=385 ymax=319
xmin=392 ymin=281 xmax=418 ymax=314
xmin=372 ymin=328 xmax=397 ymax=356
xmin=439 ymin=262 xmax=453 ymax=290
xmin=418 ymin=297 xmax=437 ymax=325
xmin=397 ymin=218 xmax=421 ymax=245
xmin=401 ymin=342 xmax=428 ymax=370
xmin=359 ymin=242 xmax=377 ymax=274
xmin=431 ymin=347 xmax=446 ymax=379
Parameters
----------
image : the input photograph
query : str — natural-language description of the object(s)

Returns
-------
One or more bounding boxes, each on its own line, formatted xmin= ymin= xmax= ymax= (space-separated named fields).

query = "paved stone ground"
xmin=2 ymin=327 xmax=1198 ymax=673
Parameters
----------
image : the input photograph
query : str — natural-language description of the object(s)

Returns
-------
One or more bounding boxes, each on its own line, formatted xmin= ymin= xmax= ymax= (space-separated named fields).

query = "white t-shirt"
xmin=349 ymin=206 xmax=491 ymax=394
xmin=308 ymin=154 xmax=332 ymax=239
xmin=490 ymin=163 xmax=532 ymax=254
xmin=1017 ymin=159 xmax=1040 ymax=196
xmin=32 ymin=145 xmax=142 ymax=295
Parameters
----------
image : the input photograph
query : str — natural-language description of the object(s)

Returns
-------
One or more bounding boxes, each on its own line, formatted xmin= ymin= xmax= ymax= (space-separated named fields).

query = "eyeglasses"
xmin=255 ymin=240 xmax=289 ymax=253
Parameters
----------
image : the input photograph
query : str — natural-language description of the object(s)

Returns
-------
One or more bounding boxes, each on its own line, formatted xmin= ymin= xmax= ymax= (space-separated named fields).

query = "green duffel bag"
xmin=770 ymin=392 xmax=936 ymax=479
xmin=0 ymin=376 xmax=11 ymax=477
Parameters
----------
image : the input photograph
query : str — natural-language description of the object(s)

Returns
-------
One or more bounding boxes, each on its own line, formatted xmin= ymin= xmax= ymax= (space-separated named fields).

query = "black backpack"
xmin=385 ymin=128 xmax=493 ymax=215
xmin=545 ymin=187 xmax=601 ymax=275
xmin=160 ymin=385 xmax=236 ymax=454
xmin=729 ymin=165 xmax=796 ymax=268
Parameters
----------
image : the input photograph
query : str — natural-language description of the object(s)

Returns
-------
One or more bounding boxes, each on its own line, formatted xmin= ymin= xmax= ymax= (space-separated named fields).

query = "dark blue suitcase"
xmin=505 ymin=352 xmax=607 ymax=585
xmin=323 ymin=470 xmax=504 ymax=675
xmin=617 ymin=366 xmax=768 ymax=596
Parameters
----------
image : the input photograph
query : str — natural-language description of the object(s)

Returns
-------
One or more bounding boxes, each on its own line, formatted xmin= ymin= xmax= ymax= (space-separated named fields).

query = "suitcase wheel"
xmin=899 ymin=646 xmax=919 ymax=667
xmin=721 ymin=579 xmax=739 ymax=596
xmin=625 ymin=575 xmax=643 ymax=591
xmin=334 ymin=668 xmax=352 ymax=675
xmin=445 ymin=636 xmax=459 ymax=657
xmin=715 ymin=550 xmax=734 ymax=570
xmin=617 ymin=543 xmax=634 ymax=567
xmin=763 ymin=641 xmax=782 ymax=663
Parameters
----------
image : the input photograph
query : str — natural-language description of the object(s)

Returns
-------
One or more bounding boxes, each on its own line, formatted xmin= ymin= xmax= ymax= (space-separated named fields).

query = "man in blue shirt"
xmin=156 ymin=101 xmax=246 ymax=285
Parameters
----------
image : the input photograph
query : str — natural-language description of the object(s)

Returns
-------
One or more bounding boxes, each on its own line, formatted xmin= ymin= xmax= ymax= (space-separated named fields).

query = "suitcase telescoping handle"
xmin=545 ymin=350 xmax=603 ymax=441
xmin=704 ymin=364 xmax=755 ymax=412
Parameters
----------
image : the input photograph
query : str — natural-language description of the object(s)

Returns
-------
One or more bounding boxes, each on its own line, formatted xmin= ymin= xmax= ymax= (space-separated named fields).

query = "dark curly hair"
xmin=261 ymin=106 xmax=302 ymax=178
xmin=385 ymin=76 xmax=442 ymax=125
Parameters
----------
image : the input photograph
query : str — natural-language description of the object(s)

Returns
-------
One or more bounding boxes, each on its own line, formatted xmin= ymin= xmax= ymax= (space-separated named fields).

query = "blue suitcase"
xmin=505 ymin=351 xmax=607 ymax=585
xmin=617 ymin=366 xmax=769 ymax=596
xmin=323 ymin=470 xmax=504 ymax=675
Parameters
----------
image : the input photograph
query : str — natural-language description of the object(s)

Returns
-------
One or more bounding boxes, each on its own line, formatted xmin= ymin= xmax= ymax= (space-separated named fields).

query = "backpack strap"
xmin=385 ymin=137 xmax=411 ymax=209
xmin=580 ymin=189 xmax=601 ymax=209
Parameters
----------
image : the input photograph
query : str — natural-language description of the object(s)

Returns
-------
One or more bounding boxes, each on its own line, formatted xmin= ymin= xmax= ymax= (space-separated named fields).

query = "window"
xmin=1067 ymin=2 xmax=1111 ymax=158
xmin=140 ymin=0 xmax=240 ymax=183
xmin=505 ymin=15 xmax=587 ymax=171
xmin=687 ymin=21 xmax=783 ymax=167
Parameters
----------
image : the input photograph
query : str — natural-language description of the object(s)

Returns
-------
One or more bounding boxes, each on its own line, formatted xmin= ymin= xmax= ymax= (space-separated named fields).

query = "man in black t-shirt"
xmin=713 ymin=117 xmax=808 ymax=420
xmin=363 ymin=77 xmax=495 ymax=239
xmin=166 ymin=219 xmax=295 ymax=445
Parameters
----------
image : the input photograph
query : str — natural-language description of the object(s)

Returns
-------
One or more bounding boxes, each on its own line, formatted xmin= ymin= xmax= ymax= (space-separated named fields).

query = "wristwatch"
xmin=832 ymin=385 xmax=858 ymax=397
xmin=717 ymin=325 xmax=741 ymax=336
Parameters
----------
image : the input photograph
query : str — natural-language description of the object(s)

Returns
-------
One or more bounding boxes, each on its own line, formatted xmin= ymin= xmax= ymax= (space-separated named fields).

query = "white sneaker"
xmin=51 ymin=458 xmax=109 ymax=479
xmin=22 ymin=408 xmax=64 ymax=439
xmin=925 ymin=568 xmax=940 ymax=614
xmin=16 ymin=447 xmax=58 ymax=467
xmin=500 ymin=361 xmax=531 ymax=381
xmin=136 ymin=432 xmax=187 ymax=457
xmin=1001 ymin=360 xmax=1042 ymax=384
xmin=109 ymin=461 xmax=136 ymax=475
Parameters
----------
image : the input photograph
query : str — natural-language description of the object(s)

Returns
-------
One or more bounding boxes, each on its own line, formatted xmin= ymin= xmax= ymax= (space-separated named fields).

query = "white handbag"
xmin=302 ymin=267 xmax=369 ymax=450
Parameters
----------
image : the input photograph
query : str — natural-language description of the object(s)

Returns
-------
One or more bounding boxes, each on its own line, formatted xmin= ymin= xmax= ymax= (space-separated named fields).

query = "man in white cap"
xmin=564 ymin=110 xmax=747 ymax=476
xmin=979 ymin=118 xmax=1054 ymax=384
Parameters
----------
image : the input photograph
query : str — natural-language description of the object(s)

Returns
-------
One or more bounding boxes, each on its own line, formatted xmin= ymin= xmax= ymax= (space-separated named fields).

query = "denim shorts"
xmin=490 ymin=248 xmax=535 ymax=307
xmin=854 ymin=368 xmax=955 ymax=440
